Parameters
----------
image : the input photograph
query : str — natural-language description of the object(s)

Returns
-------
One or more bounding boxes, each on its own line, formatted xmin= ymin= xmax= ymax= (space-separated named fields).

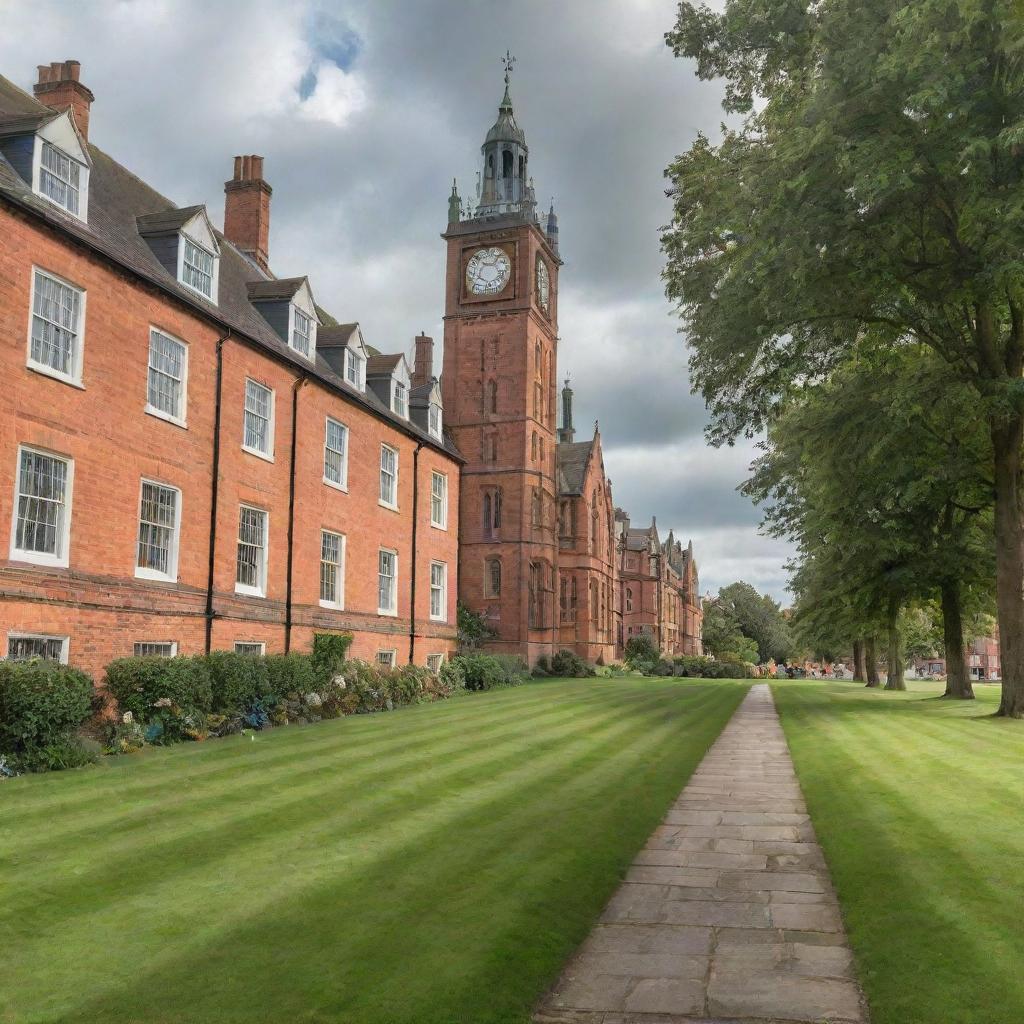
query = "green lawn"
xmin=0 ymin=677 xmax=746 ymax=1024
xmin=773 ymin=679 xmax=1024 ymax=1024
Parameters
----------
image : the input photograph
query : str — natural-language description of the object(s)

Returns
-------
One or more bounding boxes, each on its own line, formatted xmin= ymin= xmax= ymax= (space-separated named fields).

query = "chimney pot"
xmin=223 ymin=154 xmax=272 ymax=272
xmin=33 ymin=59 xmax=94 ymax=141
xmin=412 ymin=334 xmax=434 ymax=388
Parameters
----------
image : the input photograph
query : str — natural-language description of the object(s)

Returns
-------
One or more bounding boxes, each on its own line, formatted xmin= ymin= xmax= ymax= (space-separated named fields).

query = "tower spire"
xmin=559 ymin=376 xmax=575 ymax=444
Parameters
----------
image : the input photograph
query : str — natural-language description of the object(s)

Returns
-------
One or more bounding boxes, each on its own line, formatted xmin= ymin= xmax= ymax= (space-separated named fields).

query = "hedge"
xmin=0 ymin=660 xmax=96 ymax=772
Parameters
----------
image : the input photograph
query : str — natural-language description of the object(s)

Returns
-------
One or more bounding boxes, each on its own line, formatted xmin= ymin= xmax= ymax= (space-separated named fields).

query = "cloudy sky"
xmin=2 ymin=0 xmax=794 ymax=601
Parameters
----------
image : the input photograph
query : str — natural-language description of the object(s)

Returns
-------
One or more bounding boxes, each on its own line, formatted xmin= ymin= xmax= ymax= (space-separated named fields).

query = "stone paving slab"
xmin=534 ymin=685 xmax=868 ymax=1024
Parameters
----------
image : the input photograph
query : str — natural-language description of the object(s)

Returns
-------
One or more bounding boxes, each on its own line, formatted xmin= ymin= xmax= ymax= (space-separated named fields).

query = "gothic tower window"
xmin=486 ymin=558 xmax=502 ymax=597
xmin=535 ymin=341 xmax=541 ymax=374
xmin=532 ymin=489 xmax=542 ymax=527
xmin=483 ymin=493 xmax=492 ymax=538
xmin=626 ymin=588 xmax=633 ymax=612
xmin=532 ymin=431 xmax=538 ymax=461
xmin=488 ymin=379 xmax=498 ymax=413
xmin=528 ymin=562 xmax=542 ymax=628
xmin=502 ymin=149 xmax=513 ymax=179
xmin=559 ymin=576 xmax=567 ymax=619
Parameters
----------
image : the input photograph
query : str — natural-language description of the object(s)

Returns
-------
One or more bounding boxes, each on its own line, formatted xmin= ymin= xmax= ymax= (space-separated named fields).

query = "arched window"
xmin=518 ymin=155 xmax=525 ymax=179
xmin=488 ymin=379 xmax=498 ymax=413
xmin=534 ymin=382 xmax=542 ymax=419
xmin=590 ymin=581 xmax=598 ymax=621
xmin=528 ymin=562 xmax=542 ymax=627
xmin=535 ymin=342 xmax=541 ymax=374
xmin=559 ymin=576 xmax=568 ymax=617
xmin=483 ymin=493 xmax=492 ymax=537
xmin=591 ymin=496 xmax=599 ymax=554
xmin=486 ymin=558 xmax=501 ymax=597
xmin=532 ymin=431 xmax=538 ymax=461
xmin=493 ymin=488 xmax=502 ymax=527
xmin=626 ymin=588 xmax=633 ymax=612
xmin=502 ymin=149 xmax=513 ymax=179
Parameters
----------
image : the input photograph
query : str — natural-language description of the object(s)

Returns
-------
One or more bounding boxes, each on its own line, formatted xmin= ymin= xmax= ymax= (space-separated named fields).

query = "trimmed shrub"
xmin=493 ymin=654 xmax=530 ymax=685
xmin=311 ymin=632 xmax=353 ymax=683
xmin=0 ymin=660 xmax=96 ymax=772
xmin=449 ymin=653 xmax=527 ymax=691
xmin=104 ymin=656 xmax=213 ymax=743
xmin=672 ymin=655 xmax=711 ymax=677
xmin=265 ymin=654 xmax=317 ymax=700
xmin=205 ymin=651 xmax=275 ymax=723
xmin=550 ymin=649 xmax=596 ymax=678
xmin=624 ymin=635 xmax=659 ymax=666
xmin=438 ymin=657 xmax=467 ymax=693
xmin=533 ymin=654 xmax=551 ymax=678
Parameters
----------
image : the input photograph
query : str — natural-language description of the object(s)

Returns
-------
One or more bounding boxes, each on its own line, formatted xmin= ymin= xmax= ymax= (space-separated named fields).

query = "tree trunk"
xmin=852 ymin=639 xmax=865 ymax=683
xmin=884 ymin=595 xmax=906 ymax=691
xmin=991 ymin=417 xmax=1024 ymax=717
xmin=865 ymin=636 xmax=880 ymax=687
xmin=940 ymin=580 xmax=974 ymax=700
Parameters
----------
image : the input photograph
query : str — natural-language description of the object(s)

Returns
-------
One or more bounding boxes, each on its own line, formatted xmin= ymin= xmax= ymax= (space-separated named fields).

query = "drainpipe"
xmin=204 ymin=331 xmax=231 ymax=653
xmin=408 ymin=441 xmax=425 ymax=664
xmin=284 ymin=376 xmax=309 ymax=653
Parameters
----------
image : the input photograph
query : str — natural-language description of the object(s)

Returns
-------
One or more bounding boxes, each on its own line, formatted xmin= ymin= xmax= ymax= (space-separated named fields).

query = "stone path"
xmin=535 ymin=684 xmax=867 ymax=1024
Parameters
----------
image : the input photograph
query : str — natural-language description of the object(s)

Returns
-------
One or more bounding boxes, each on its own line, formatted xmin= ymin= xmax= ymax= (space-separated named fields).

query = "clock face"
xmin=466 ymin=247 xmax=512 ymax=296
xmin=536 ymin=258 xmax=550 ymax=312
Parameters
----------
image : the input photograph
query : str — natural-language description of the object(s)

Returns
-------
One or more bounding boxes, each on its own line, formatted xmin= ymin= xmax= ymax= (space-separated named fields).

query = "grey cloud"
xmin=1 ymin=0 xmax=788 ymax=602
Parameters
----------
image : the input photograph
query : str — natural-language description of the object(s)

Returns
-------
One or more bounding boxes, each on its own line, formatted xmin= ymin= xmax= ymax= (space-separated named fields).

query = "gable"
xmin=37 ymin=110 xmax=89 ymax=166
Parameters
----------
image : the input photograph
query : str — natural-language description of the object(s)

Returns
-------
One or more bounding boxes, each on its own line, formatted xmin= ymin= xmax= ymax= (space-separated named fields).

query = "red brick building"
xmin=441 ymin=72 xmax=561 ymax=665
xmin=616 ymin=511 xmax=703 ymax=657
xmin=555 ymin=384 xmax=619 ymax=664
xmin=0 ymin=61 xmax=460 ymax=678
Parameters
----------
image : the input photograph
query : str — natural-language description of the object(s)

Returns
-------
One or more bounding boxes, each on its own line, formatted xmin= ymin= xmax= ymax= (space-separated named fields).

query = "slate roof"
xmin=136 ymin=205 xmax=207 ymax=236
xmin=0 ymin=72 xmax=460 ymax=462
xmin=246 ymin=277 xmax=307 ymax=302
xmin=366 ymin=353 xmax=403 ymax=376
xmin=556 ymin=439 xmax=594 ymax=496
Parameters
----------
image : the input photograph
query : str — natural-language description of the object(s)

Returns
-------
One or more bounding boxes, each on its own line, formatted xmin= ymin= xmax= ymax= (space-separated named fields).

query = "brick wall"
xmin=0 ymin=204 xmax=459 ymax=680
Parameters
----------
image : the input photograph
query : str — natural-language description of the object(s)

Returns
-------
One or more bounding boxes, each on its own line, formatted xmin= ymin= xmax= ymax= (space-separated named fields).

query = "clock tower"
xmin=442 ymin=55 xmax=562 ymax=665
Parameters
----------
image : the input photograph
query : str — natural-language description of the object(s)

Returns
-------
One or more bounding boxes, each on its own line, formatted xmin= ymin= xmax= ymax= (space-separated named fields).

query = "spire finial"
xmin=502 ymin=49 xmax=516 ymax=87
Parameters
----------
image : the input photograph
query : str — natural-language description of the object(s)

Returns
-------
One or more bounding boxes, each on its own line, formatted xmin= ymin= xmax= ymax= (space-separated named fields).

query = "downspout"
xmin=284 ymin=376 xmax=309 ymax=654
xmin=409 ymin=441 xmax=425 ymax=664
xmin=205 ymin=330 xmax=231 ymax=653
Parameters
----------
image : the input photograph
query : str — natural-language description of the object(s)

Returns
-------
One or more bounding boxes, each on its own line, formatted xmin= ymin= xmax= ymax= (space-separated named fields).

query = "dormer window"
xmin=429 ymin=402 xmax=442 ymax=439
xmin=393 ymin=380 xmax=408 ymax=418
xmin=39 ymin=142 xmax=82 ymax=215
xmin=344 ymin=347 xmax=365 ymax=391
xmin=292 ymin=308 xmax=313 ymax=359
xmin=181 ymin=238 xmax=215 ymax=299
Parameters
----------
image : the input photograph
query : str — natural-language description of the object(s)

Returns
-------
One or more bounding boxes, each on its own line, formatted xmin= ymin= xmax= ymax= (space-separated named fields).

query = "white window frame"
xmin=392 ymin=379 xmax=408 ymax=418
xmin=343 ymin=347 xmax=365 ymax=392
xmin=430 ymin=471 xmax=448 ymax=530
xmin=234 ymin=641 xmax=266 ymax=655
xmin=145 ymin=327 xmax=188 ymax=427
xmin=426 ymin=653 xmax=445 ymax=674
xmin=235 ymin=504 xmax=269 ymax=597
xmin=289 ymin=304 xmax=316 ymax=362
xmin=378 ymin=547 xmax=398 ymax=616
xmin=6 ymin=632 xmax=69 ymax=664
xmin=379 ymin=444 xmax=399 ymax=510
xmin=377 ymin=649 xmax=397 ymax=668
xmin=26 ymin=266 xmax=86 ymax=388
xmin=133 ymin=641 xmax=178 ymax=657
xmin=32 ymin=137 xmax=88 ymax=222
xmin=242 ymin=378 xmax=275 ymax=461
xmin=319 ymin=529 xmax=346 ymax=610
xmin=428 ymin=402 xmax=442 ymax=439
xmin=323 ymin=417 xmax=349 ymax=491
xmin=135 ymin=479 xmax=182 ymax=582
xmin=177 ymin=235 xmax=219 ymax=303
xmin=9 ymin=444 xmax=74 ymax=568
xmin=429 ymin=560 xmax=448 ymax=622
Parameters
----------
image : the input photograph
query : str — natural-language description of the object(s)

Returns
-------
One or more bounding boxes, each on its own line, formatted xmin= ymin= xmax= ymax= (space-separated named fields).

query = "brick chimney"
xmin=34 ymin=61 xmax=94 ymax=141
xmin=224 ymin=155 xmax=272 ymax=272
xmin=412 ymin=333 xmax=434 ymax=388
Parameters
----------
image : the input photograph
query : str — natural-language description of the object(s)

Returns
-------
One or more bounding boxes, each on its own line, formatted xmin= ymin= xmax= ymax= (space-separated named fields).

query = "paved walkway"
xmin=535 ymin=685 xmax=867 ymax=1024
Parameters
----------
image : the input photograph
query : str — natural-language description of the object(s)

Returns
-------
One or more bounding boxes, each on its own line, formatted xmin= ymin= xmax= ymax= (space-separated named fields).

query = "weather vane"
xmin=502 ymin=49 xmax=517 ymax=86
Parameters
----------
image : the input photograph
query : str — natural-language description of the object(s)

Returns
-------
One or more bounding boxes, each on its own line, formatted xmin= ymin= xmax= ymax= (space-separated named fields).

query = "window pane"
xmin=380 ymin=446 xmax=396 ymax=504
xmin=244 ymin=380 xmax=272 ymax=453
xmin=15 ymin=449 xmax=68 ymax=556
xmin=378 ymin=550 xmax=395 ymax=611
xmin=292 ymin=308 xmax=312 ymax=357
xmin=324 ymin=419 xmax=347 ymax=484
xmin=134 ymin=642 xmax=175 ymax=657
xmin=8 ymin=635 xmax=64 ymax=662
xmin=320 ymin=530 xmax=342 ymax=604
xmin=31 ymin=271 xmax=80 ymax=376
xmin=236 ymin=507 xmax=266 ymax=590
xmin=182 ymin=239 xmax=214 ymax=298
xmin=147 ymin=331 xmax=185 ymax=418
xmin=40 ymin=143 xmax=80 ymax=215
xmin=137 ymin=481 xmax=178 ymax=576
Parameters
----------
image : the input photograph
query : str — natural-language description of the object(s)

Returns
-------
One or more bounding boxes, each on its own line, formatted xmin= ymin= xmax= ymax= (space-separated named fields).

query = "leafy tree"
xmin=456 ymin=603 xmax=494 ymax=652
xmin=716 ymin=581 xmax=794 ymax=663
xmin=746 ymin=349 xmax=993 ymax=696
xmin=664 ymin=0 xmax=1024 ymax=714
